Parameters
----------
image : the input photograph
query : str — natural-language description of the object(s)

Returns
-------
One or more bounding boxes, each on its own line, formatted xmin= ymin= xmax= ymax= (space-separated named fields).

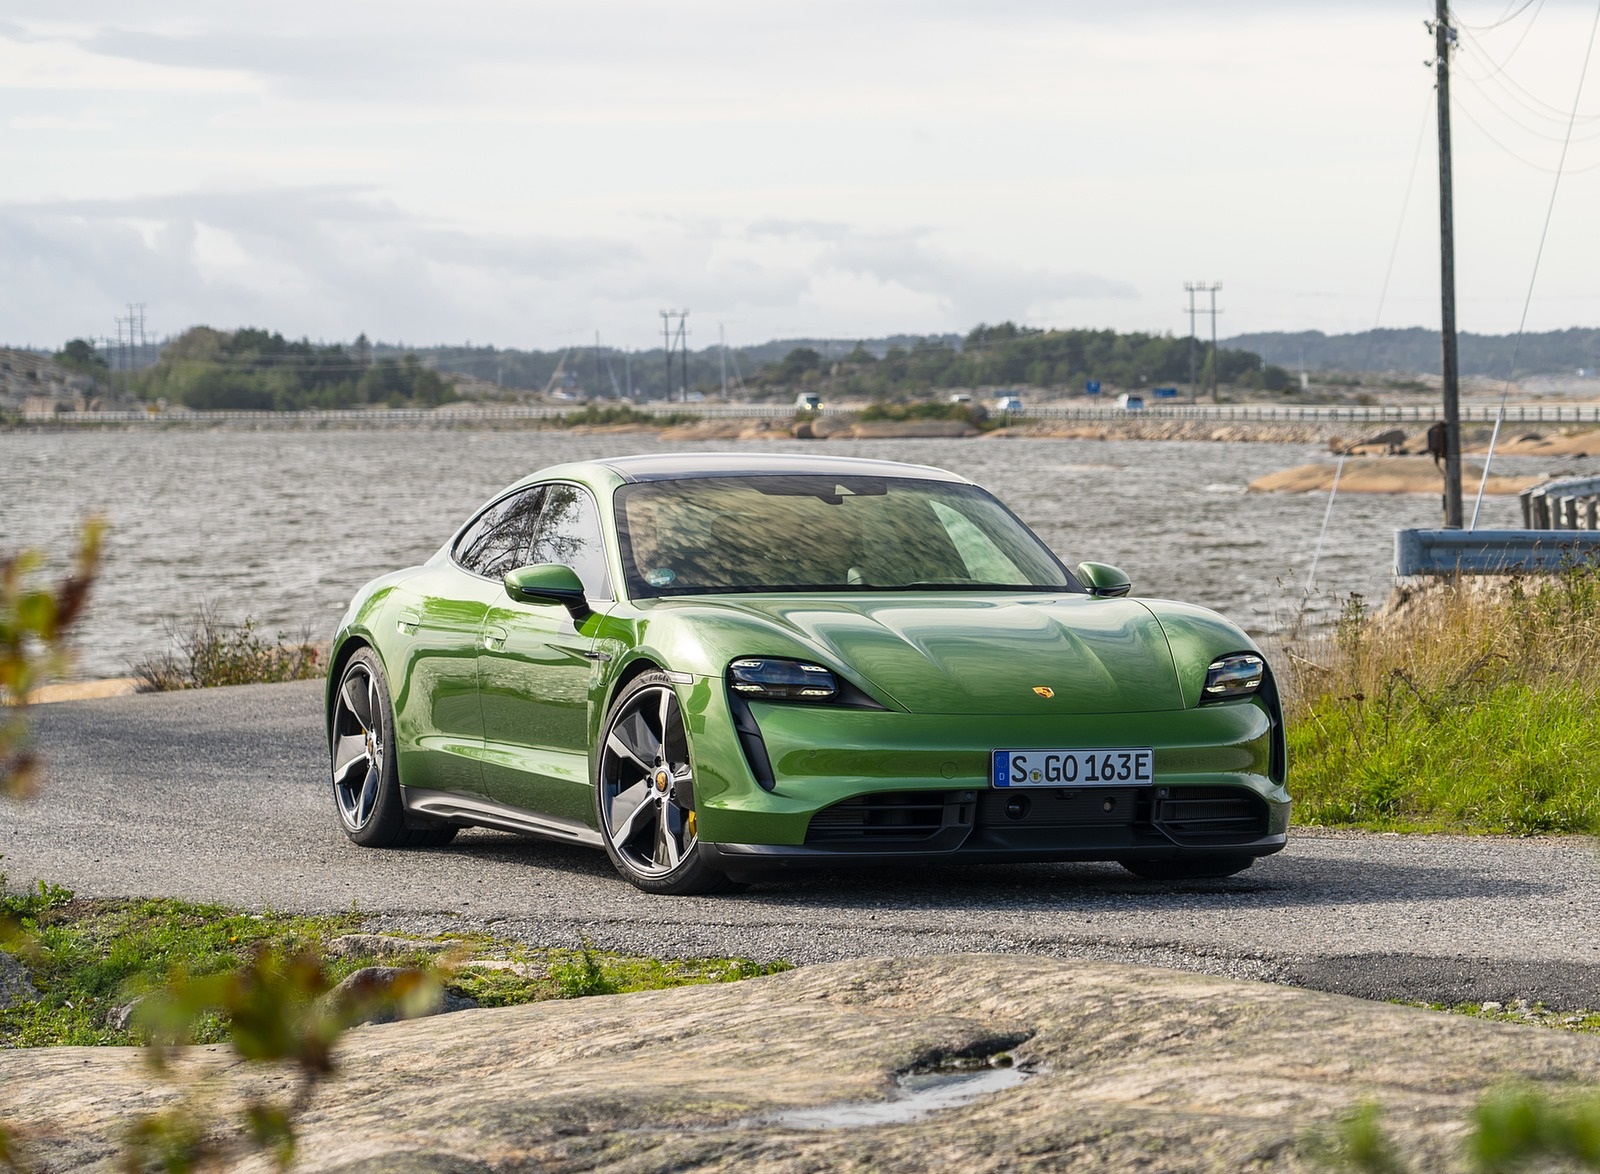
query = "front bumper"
xmin=684 ymin=688 xmax=1290 ymax=858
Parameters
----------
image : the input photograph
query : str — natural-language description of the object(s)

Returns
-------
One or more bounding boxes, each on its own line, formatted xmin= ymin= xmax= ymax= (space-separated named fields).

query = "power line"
xmin=1455 ymin=0 xmax=1541 ymax=32
xmin=1471 ymin=0 xmax=1600 ymax=528
xmin=1451 ymin=96 xmax=1600 ymax=171
xmin=1365 ymin=95 xmax=1435 ymax=373
xmin=1454 ymin=67 xmax=1600 ymax=142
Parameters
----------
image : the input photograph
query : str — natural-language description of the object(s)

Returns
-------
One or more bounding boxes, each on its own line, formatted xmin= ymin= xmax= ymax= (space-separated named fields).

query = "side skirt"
xmin=403 ymin=787 xmax=604 ymax=849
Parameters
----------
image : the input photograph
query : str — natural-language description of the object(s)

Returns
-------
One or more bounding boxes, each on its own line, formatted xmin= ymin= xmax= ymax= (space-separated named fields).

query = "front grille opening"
xmin=1152 ymin=787 xmax=1268 ymax=841
xmin=805 ymin=791 xmax=975 ymax=845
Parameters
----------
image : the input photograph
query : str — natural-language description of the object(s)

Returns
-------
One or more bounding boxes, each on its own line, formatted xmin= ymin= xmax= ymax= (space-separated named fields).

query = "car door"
xmin=478 ymin=482 xmax=614 ymax=827
xmin=391 ymin=486 xmax=545 ymax=798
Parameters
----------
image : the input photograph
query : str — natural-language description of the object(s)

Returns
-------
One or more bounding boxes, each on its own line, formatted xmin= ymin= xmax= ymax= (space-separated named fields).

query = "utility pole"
xmin=1208 ymin=283 xmax=1221 ymax=403
xmin=719 ymin=323 xmax=729 ymax=401
xmin=1431 ymin=0 xmax=1464 ymax=528
xmin=594 ymin=331 xmax=603 ymax=399
xmin=1183 ymin=283 xmax=1201 ymax=403
xmin=1185 ymin=282 xmax=1222 ymax=403
xmin=114 ymin=312 xmax=133 ymax=396
xmin=678 ymin=314 xmax=690 ymax=402
xmin=659 ymin=309 xmax=688 ymax=400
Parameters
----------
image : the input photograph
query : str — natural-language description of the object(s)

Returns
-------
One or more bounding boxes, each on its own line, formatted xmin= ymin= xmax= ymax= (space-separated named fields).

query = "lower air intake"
xmin=805 ymin=790 xmax=975 ymax=846
xmin=1152 ymin=787 xmax=1268 ymax=842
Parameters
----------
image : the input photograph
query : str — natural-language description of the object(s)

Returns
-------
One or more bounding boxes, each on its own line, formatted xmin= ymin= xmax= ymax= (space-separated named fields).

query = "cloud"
xmin=745 ymin=219 xmax=1137 ymax=324
xmin=0 ymin=187 xmax=655 ymax=345
xmin=0 ymin=185 xmax=1141 ymax=349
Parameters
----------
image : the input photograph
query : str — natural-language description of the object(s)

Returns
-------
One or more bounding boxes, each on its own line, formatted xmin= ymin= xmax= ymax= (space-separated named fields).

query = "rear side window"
xmin=454 ymin=487 xmax=546 ymax=578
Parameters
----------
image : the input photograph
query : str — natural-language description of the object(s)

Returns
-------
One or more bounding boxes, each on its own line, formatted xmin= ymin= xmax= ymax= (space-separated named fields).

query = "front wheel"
xmin=595 ymin=672 xmax=735 ymax=895
xmin=1119 ymin=854 xmax=1254 ymax=881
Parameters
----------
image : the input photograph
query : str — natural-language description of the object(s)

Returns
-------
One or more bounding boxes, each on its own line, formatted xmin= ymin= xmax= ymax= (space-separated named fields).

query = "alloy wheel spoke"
xmin=608 ymin=783 xmax=654 ymax=851
xmin=341 ymin=675 xmax=371 ymax=730
xmin=606 ymin=731 xmax=653 ymax=775
xmin=656 ymin=805 xmax=682 ymax=868
xmin=628 ymin=709 xmax=664 ymax=762
xmin=357 ymin=763 xmax=379 ymax=825
xmin=656 ymin=688 xmax=672 ymax=747
xmin=332 ymin=734 xmax=370 ymax=788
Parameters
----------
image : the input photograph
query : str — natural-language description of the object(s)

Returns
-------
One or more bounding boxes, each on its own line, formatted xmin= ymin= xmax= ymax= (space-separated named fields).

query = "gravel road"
xmin=7 ymin=681 xmax=1597 ymax=1009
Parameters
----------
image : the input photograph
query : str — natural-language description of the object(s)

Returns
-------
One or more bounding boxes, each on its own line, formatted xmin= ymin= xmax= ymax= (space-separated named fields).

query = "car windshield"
xmin=615 ymin=475 xmax=1078 ymax=597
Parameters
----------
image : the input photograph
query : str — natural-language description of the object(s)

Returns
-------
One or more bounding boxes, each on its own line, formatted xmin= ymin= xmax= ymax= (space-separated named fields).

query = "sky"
xmin=3 ymin=1 xmax=1599 ymax=353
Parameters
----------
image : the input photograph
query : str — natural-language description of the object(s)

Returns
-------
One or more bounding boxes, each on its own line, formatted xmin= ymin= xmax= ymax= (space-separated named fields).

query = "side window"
xmin=453 ymin=487 xmax=546 ymax=579
xmin=530 ymin=484 xmax=613 ymax=601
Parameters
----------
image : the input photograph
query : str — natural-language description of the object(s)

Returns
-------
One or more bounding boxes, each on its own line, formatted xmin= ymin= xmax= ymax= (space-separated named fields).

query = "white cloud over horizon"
xmin=3 ymin=1 xmax=1599 ymax=351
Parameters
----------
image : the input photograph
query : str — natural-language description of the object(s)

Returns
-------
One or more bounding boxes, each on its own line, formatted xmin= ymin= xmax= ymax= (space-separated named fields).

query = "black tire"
xmin=594 ymin=671 xmax=736 ymax=895
xmin=1119 ymin=854 xmax=1254 ymax=881
xmin=330 ymin=648 xmax=458 ymax=849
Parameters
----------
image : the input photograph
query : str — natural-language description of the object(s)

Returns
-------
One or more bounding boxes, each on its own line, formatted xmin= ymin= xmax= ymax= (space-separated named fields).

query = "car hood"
xmin=704 ymin=594 xmax=1185 ymax=715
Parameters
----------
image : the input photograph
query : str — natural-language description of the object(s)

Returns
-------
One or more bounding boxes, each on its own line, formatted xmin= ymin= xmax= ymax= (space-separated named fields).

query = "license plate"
xmin=992 ymin=748 xmax=1154 ymax=789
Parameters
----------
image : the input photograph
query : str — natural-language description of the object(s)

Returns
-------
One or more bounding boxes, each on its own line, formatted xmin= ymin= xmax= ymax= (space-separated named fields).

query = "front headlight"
xmin=1201 ymin=653 xmax=1265 ymax=703
xmin=727 ymin=657 xmax=839 ymax=701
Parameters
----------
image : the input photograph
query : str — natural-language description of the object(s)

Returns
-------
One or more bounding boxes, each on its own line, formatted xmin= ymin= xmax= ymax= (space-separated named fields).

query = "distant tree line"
xmin=1228 ymin=327 xmax=1600 ymax=379
xmin=132 ymin=328 xmax=455 ymax=411
xmin=749 ymin=323 xmax=1282 ymax=397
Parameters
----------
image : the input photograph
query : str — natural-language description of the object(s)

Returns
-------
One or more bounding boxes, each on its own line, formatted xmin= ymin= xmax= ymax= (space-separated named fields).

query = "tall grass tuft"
xmin=133 ymin=603 xmax=322 ymax=692
xmin=1283 ymin=560 xmax=1600 ymax=833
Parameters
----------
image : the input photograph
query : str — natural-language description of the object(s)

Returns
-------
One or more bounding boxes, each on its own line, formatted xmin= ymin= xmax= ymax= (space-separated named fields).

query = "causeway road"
xmin=8 ymin=681 xmax=1597 ymax=1010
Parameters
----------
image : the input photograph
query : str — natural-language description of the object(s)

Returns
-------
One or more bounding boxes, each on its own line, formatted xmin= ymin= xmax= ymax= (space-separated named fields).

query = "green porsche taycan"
xmin=326 ymin=453 xmax=1288 ymax=894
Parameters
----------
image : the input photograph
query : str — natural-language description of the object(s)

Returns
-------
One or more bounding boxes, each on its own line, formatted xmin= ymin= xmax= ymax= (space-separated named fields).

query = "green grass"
xmin=1406 ymin=999 xmax=1600 ymax=1035
xmin=1289 ymin=682 xmax=1600 ymax=832
xmin=857 ymin=399 xmax=995 ymax=430
xmin=1284 ymin=568 xmax=1600 ymax=834
xmin=0 ymin=889 xmax=790 ymax=1048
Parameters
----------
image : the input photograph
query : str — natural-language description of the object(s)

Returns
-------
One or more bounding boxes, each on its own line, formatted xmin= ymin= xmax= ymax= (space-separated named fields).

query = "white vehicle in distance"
xmin=993 ymin=394 xmax=1024 ymax=414
xmin=947 ymin=393 xmax=973 ymax=405
xmin=1117 ymin=393 xmax=1145 ymax=411
xmin=794 ymin=392 xmax=824 ymax=412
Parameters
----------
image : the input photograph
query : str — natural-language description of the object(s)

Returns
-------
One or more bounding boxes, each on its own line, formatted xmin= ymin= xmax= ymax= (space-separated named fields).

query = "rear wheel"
xmin=595 ymin=671 xmax=735 ymax=895
xmin=1119 ymin=854 xmax=1253 ymax=881
xmin=330 ymin=648 xmax=457 ymax=849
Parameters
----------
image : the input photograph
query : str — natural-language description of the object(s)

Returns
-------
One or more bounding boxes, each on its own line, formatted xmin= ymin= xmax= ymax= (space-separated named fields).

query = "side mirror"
xmin=1076 ymin=561 xmax=1131 ymax=599
xmin=504 ymin=563 xmax=591 ymax=621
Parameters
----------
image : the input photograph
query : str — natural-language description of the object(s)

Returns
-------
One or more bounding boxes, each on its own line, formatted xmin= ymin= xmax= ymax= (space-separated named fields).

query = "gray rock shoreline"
xmin=5 ymin=954 xmax=1599 ymax=1172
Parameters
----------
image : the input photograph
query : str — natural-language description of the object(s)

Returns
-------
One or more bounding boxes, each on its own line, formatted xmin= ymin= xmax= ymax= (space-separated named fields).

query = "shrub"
xmin=133 ymin=604 xmax=321 ymax=691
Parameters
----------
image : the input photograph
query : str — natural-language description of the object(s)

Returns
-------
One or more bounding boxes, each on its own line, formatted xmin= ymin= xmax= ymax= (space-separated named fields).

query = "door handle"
xmin=483 ymin=624 xmax=509 ymax=651
xmin=397 ymin=610 xmax=420 ymax=635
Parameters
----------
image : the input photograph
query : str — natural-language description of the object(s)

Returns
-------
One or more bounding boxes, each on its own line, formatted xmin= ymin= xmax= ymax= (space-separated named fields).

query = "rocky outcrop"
xmin=1248 ymin=456 xmax=1546 ymax=495
xmin=5 ymin=954 xmax=1600 ymax=1172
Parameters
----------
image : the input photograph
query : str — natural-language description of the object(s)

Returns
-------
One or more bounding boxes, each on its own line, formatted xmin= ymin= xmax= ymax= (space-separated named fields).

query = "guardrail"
xmin=1024 ymin=403 xmax=1600 ymax=424
xmin=1396 ymin=529 xmax=1600 ymax=575
xmin=14 ymin=400 xmax=1600 ymax=426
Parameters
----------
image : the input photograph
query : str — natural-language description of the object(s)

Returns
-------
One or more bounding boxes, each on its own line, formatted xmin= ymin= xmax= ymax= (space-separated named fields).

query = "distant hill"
xmin=1224 ymin=328 xmax=1600 ymax=378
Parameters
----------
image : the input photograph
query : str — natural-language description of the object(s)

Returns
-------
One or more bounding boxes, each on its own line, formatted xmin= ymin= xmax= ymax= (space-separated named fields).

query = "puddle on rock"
xmin=766 ymin=1053 xmax=1034 ymax=1130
